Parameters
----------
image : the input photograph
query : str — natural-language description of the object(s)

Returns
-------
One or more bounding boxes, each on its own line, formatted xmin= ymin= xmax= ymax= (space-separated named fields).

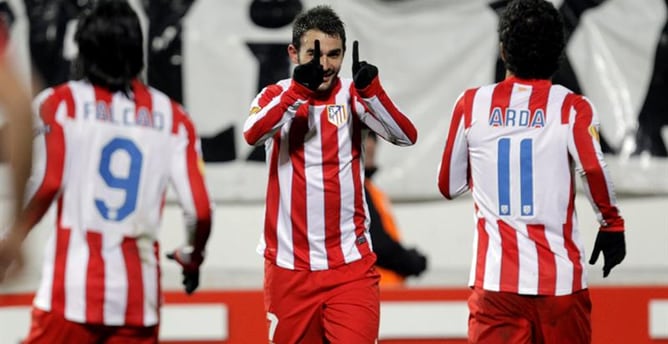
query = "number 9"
xmin=95 ymin=137 xmax=143 ymax=221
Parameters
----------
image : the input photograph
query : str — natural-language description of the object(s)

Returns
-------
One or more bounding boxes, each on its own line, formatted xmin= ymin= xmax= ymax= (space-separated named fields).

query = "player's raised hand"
xmin=588 ymin=230 xmax=626 ymax=278
xmin=166 ymin=247 xmax=203 ymax=295
xmin=352 ymin=40 xmax=378 ymax=89
xmin=293 ymin=39 xmax=324 ymax=91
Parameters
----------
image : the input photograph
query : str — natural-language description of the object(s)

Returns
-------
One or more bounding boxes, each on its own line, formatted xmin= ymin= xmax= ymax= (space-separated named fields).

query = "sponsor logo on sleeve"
xmin=249 ymin=106 xmax=261 ymax=116
xmin=588 ymin=125 xmax=600 ymax=142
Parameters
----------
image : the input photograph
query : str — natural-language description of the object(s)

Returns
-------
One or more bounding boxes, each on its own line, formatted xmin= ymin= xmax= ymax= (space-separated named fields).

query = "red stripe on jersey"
xmin=351 ymin=114 xmax=370 ymax=257
xmin=171 ymin=102 xmax=212 ymax=254
xmin=498 ymin=220 xmax=519 ymax=293
xmin=561 ymin=93 xmax=575 ymax=124
xmin=122 ymin=237 xmax=144 ymax=325
xmin=289 ymin=106 xmax=310 ymax=269
xmin=264 ymin=134 xmax=281 ymax=261
xmin=527 ymin=82 xmax=550 ymax=125
xmin=93 ymin=85 xmax=113 ymax=110
xmin=438 ymin=89 xmax=476 ymax=199
xmin=491 ymin=81 xmax=514 ymax=122
xmin=563 ymin=179 xmax=583 ymax=291
xmin=320 ymin=105 xmax=344 ymax=267
xmin=51 ymin=231 xmax=70 ymax=314
xmin=132 ymin=81 xmax=153 ymax=124
xmin=527 ymin=224 xmax=556 ymax=294
xmin=474 ymin=217 xmax=488 ymax=289
xmin=571 ymin=97 xmax=623 ymax=228
xmin=85 ymin=231 xmax=105 ymax=323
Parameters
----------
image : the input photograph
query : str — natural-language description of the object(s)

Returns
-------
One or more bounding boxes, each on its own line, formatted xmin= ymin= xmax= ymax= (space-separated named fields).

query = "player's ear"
xmin=288 ymin=44 xmax=299 ymax=65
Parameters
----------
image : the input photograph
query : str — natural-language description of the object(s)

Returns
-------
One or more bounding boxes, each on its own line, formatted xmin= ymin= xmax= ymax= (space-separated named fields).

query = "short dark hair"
xmin=292 ymin=5 xmax=346 ymax=51
xmin=74 ymin=0 xmax=143 ymax=92
xmin=498 ymin=0 xmax=565 ymax=79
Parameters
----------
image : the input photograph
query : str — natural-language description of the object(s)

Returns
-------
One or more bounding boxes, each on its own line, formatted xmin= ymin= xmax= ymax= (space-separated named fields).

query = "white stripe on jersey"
xmin=103 ymin=240 xmax=127 ymax=325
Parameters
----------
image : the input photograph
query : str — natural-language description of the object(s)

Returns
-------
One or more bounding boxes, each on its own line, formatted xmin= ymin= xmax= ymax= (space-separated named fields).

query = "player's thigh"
xmin=23 ymin=308 xmax=99 ymax=344
xmin=105 ymin=325 xmax=158 ymax=344
xmin=322 ymin=265 xmax=380 ymax=343
xmin=264 ymin=261 xmax=325 ymax=344
xmin=538 ymin=289 xmax=591 ymax=344
xmin=467 ymin=288 xmax=533 ymax=344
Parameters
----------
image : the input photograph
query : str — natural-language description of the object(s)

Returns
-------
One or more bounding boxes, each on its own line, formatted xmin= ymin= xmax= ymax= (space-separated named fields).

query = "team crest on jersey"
xmin=326 ymin=105 xmax=348 ymax=127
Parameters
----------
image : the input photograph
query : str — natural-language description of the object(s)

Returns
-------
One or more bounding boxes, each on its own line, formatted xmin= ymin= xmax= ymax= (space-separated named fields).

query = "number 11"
xmin=497 ymin=137 xmax=534 ymax=217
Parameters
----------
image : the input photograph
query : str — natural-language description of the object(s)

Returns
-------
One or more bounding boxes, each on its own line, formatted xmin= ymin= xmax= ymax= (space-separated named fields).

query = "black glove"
xmin=292 ymin=39 xmax=324 ymax=91
xmin=352 ymin=40 xmax=378 ymax=89
xmin=166 ymin=248 xmax=203 ymax=295
xmin=405 ymin=248 xmax=428 ymax=277
xmin=588 ymin=231 xmax=626 ymax=278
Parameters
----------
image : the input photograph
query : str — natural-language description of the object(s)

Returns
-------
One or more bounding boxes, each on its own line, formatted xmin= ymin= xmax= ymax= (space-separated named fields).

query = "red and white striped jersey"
xmin=438 ymin=76 xmax=624 ymax=296
xmin=26 ymin=80 xmax=212 ymax=326
xmin=244 ymin=77 xmax=417 ymax=271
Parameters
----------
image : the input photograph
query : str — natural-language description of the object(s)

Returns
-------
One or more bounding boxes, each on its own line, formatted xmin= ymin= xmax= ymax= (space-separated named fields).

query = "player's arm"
xmin=437 ymin=90 xmax=471 ymax=199
xmin=15 ymin=89 xmax=68 ymax=235
xmin=350 ymin=41 xmax=417 ymax=146
xmin=0 ymin=50 xmax=32 ymax=222
xmin=243 ymin=83 xmax=307 ymax=145
xmin=167 ymin=102 xmax=213 ymax=294
xmin=0 ymin=88 xmax=67 ymax=281
xmin=567 ymin=95 xmax=624 ymax=230
xmin=567 ymin=94 xmax=625 ymax=277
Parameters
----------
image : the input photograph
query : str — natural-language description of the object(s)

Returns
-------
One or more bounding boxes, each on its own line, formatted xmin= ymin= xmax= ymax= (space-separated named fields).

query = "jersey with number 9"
xmin=25 ymin=79 xmax=212 ymax=327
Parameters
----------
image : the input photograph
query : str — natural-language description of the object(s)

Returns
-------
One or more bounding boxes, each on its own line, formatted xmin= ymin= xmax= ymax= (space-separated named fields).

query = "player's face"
xmin=290 ymin=29 xmax=344 ymax=93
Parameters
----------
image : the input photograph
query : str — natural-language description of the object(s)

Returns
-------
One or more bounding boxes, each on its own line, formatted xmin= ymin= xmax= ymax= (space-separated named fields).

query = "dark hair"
xmin=292 ymin=5 xmax=346 ymax=51
xmin=498 ymin=0 xmax=565 ymax=79
xmin=74 ymin=0 xmax=143 ymax=93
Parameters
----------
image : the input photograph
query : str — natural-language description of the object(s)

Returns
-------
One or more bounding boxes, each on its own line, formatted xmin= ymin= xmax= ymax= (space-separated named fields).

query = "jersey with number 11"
xmin=27 ymin=80 xmax=211 ymax=327
xmin=438 ymin=77 xmax=624 ymax=296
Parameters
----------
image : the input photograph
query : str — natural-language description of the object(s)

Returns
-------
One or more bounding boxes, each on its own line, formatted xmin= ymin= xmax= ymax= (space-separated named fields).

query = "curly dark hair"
xmin=292 ymin=5 xmax=346 ymax=51
xmin=498 ymin=0 xmax=565 ymax=79
xmin=74 ymin=0 xmax=143 ymax=93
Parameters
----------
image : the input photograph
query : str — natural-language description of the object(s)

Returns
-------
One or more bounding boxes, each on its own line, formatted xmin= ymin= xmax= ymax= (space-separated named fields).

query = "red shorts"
xmin=468 ymin=288 xmax=592 ymax=344
xmin=23 ymin=308 xmax=158 ymax=344
xmin=264 ymin=253 xmax=380 ymax=344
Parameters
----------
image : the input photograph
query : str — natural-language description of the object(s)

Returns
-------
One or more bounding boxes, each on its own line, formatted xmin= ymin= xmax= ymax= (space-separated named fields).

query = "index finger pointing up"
xmin=353 ymin=40 xmax=359 ymax=66
xmin=313 ymin=39 xmax=321 ymax=62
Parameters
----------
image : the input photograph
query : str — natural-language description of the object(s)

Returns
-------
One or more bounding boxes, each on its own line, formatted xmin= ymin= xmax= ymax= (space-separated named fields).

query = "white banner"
xmin=181 ymin=0 xmax=667 ymax=201
xmin=2 ymin=0 xmax=666 ymax=201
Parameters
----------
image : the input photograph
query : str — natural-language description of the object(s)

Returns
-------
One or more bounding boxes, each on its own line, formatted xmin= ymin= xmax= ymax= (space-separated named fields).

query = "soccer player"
xmin=437 ymin=0 xmax=626 ymax=343
xmin=243 ymin=5 xmax=417 ymax=343
xmin=0 ymin=1 xmax=213 ymax=343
